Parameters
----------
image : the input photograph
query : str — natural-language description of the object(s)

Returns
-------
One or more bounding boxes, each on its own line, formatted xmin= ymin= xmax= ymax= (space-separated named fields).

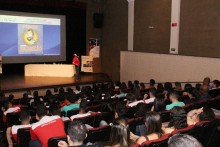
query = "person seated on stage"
xmin=51 ymin=107 xmax=70 ymax=122
xmin=212 ymin=80 xmax=220 ymax=89
xmin=70 ymin=100 xmax=94 ymax=121
xmin=168 ymin=134 xmax=202 ymax=147
xmin=58 ymin=121 xmax=94 ymax=147
xmin=60 ymin=94 xmax=80 ymax=114
xmin=1 ymin=101 xmax=21 ymax=123
xmin=127 ymin=93 xmax=146 ymax=107
xmin=136 ymin=112 xmax=164 ymax=145
xmin=6 ymin=110 xmax=31 ymax=147
xmin=149 ymin=79 xmax=156 ymax=89
xmin=166 ymin=91 xmax=185 ymax=110
xmin=187 ymin=107 xmax=215 ymax=126
xmin=163 ymin=106 xmax=188 ymax=134
xmin=30 ymin=104 xmax=66 ymax=147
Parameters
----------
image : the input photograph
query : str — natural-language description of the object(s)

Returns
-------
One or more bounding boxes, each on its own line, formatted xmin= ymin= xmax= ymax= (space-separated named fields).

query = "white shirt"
xmin=145 ymin=97 xmax=156 ymax=104
xmin=70 ymin=113 xmax=91 ymax=121
xmin=128 ymin=100 xmax=144 ymax=107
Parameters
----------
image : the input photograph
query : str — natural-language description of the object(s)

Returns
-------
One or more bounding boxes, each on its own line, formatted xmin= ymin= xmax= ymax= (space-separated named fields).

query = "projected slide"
xmin=0 ymin=15 xmax=61 ymax=56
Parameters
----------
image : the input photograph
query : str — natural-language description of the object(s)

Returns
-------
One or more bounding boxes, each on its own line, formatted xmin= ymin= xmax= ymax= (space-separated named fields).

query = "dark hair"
xmin=51 ymin=107 xmax=61 ymax=116
xmin=115 ymin=102 xmax=128 ymax=118
xmin=187 ymin=88 xmax=201 ymax=99
xmin=169 ymin=91 xmax=179 ymax=100
xmin=168 ymin=134 xmax=202 ymax=147
xmin=54 ymin=87 xmax=58 ymax=93
xmin=203 ymin=77 xmax=211 ymax=85
xmin=59 ymin=87 xmax=65 ymax=94
xmin=157 ymin=83 xmax=164 ymax=93
xmin=120 ymin=82 xmax=127 ymax=91
xmin=145 ymin=112 xmax=164 ymax=137
xmin=168 ymin=106 xmax=187 ymax=129
xmin=199 ymin=107 xmax=215 ymax=121
xmin=19 ymin=110 xmax=30 ymax=121
xmin=134 ymin=80 xmax=139 ymax=86
xmin=195 ymin=83 xmax=202 ymax=91
xmin=36 ymin=104 xmax=47 ymax=118
xmin=126 ymin=93 xmax=136 ymax=102
xmin=2 ymin=101 xmax=11 ymax=110
xmin=149 ymin=89 xmax=157 ymax=97
xmin=128 ymin=81 xmax=134 ymax=90
xmin=140 ymin=82 xmax=145 ymax=89
xmin=68 ymin=121 xmax=87 ymax=142
xmin=213 ymin=80 xmax=220 ymax=88
xmin=184 ymin=83 xmax=192 ymax=91
xmin=8 ymin=94 xmax=14 ymax=102
xmin=164 ymin=82 xmax=173 ymax=92
xmin=153 ymin=98 xmax=166 ymax=112
xmin=80 ymin=100 xmax=88 ymax=110
xmin=150 ymin=79 xmax=156 ymax=86
xmin=108 ymin=117 xmax=131 ymax=147
xmin=135 ymin=103 xmax=147 ymax=117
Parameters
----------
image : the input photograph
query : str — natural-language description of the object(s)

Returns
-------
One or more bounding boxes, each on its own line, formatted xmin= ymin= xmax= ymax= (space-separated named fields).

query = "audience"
xmin=61 ymin=95 xmax=81 ymax=114
xmin=157 ymin=83 xmax=164 ymax=94
xmin=174 ymin=82 xmax=183 ymax=91
xmin=136 ymin=112 xmax=164 ymax=145
xmin=166 ymin=91 xmax=185 ymax=110
xmin=30 ymin=104 xmax=66 ymax=147
xmin=127 ymin=93 xmax=145 ymax=107
xmin=212 ymin=80 xmax=220 ymax=89
xmin=149 ymin=79 xmax=156 ymax=89
xmin=6 ymin=110 xmax=31 ymax=147
xmin=1 ymin=101 xmax=21 ymax=122
xmin=203 ymin=77 xmax=212 ymax=90
xmin=184 ymin=88 xmax=201 ymax=104
xmin=168 ymin=134 xmax=202 ymax=147
xmin=145 ymin=89 xmax=157 ymax=104
xmin=151 ymin=98 xmax=166 ymax=112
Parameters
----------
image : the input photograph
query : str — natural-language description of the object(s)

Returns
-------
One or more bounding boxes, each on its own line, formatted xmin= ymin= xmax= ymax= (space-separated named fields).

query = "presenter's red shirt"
xmin=72 ymin=56 xmax=80 ymax=66
xmin=30 ymin=115 xmax=66 ymax=147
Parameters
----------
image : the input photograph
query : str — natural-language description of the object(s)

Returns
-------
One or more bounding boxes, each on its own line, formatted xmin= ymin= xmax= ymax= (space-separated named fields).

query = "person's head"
xmin=168 ymin=134 xmax=202 ymax=147
xmin=164 ymin=82 xmax=173 ymax=92
xmin=128 ymin=81 xmax=134 ymax=89
xmin=195 ymin=83 xmax=202 ymax=91
xmin=27 ymin=29 xmax=34 ymax=40
xmin=157 ymin=83 xmax=164 ymax=92
xmin=33 ymin=91 xmax=38 ymax=98
xmin=199 ymin=107 xmax=215 ymax=122
xmin=59 ymin=87 xmax=65 ymax=94
xmin=212 ymin=80 xmax=220 ymax=88
xmin=203 ymin=77 xmax=211 ymax=86
xmin=169 ymin=91 xmax=179 ymax=102
xmin=149 ymin=89 xmax=157 ymax=98
xmin=175 ymin=82 xmax=182 ymax=91
xmin=153 ymin=98 xmax=166 ymax=112
xmin=135 ymin=103 xmax=147 ymax=118
xmin=67 ymin=121 xmax=87 ymax=145
xmin=36 ymin=104 xmax=47 ymax=120
xmin=187 ymin=88 xmax=201 ymax=99
xmin=18 ymin=110 xmax=31 ymax=124
xmin=51 ymin=107 xmax=61 ymax=116
xmin=150 ymin=79 xmax=156 ymax=86
xmin=8 ymin=94 xmax=14 ymax=102
xmin=126 ymin=93 xmax=136 ymax=102
xmin=169 ymin=106 xmax=187 ymax=129
xmin=145 ymin=112 xmax=163 ymax=136
xmin=115 ymin=102 xmax=128 ymax=119
xmin=79 ymin=100 xmax=88 ymax=112
xmin=140 ymin=82 xmax=145 ymax=90
xmin=109 ymin=117 xmax=130 ymax=147
xmin=1 ymin=101 xmax=12 ymax=112
xmin=184 ymin=83 xmax=192 ymax=91
xmin=74 ymin=54 xmax=78 ymax=57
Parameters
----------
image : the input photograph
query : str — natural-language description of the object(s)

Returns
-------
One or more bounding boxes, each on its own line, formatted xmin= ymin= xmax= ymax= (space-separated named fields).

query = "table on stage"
xmin=25 ymin=64 xmax=76 ymax=77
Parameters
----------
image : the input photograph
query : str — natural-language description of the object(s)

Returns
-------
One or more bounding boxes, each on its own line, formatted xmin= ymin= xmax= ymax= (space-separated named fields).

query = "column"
xmin=127 ymin=0 xmax=135 ymax=51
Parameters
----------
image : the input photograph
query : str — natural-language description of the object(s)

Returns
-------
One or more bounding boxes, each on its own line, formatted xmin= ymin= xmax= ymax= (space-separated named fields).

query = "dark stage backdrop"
xmin=0 ymin=0 xmax=86 ymax=75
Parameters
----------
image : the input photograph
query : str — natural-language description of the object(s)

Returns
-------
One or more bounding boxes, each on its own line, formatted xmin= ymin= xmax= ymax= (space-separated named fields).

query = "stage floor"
xmin=1 ymin=73 xmax=111 ymax=93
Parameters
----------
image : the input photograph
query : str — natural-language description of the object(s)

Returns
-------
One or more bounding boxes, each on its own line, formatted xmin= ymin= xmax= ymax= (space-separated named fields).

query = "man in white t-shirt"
xmin=70 ymin=100 xmax=91 ymax=120
xmin=144 ymin=89 xmax=156 ymax=104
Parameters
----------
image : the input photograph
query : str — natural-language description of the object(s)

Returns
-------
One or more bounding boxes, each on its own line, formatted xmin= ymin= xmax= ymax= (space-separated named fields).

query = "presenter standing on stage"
xmin=72 ymin=54 xmax=80 ymax=80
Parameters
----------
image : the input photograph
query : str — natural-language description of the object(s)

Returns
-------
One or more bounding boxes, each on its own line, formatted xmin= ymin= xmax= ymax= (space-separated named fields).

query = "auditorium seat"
xmin=94 ymin=112 xmax=114 ymax=127
xmin=74 ymin=115 xmax=95 ymax=127
xmin=171 ymin=125 xmax=196 ymax=136
xmin=128 ymin=118 xmax=136 ymax=134
xmin=48 ymin=136 xmax=67 ymax=147
xmin=141 ymin=133 xmax=171 ymax=147
xmin=6 ymin=113 xmax=20 ymax=127
xmin=84 ymin=125 xmax=111 ymax=144
xmin=17 ymin=128 xmax=31 ymax=147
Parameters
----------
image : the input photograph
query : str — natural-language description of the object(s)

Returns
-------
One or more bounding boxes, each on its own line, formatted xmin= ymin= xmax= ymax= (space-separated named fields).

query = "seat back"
xmin=171 ymin=125 xmax=196 ymax=136
xmin=75 ymin=115 xmax=95 ymax=127
xmin=48 ymin=136 xmax=67 ymax=147
xmin=17 ymin=128 xmax=31 ymax=147
xmin=84 ymin=125 xmax=111 ymax=144
xmin=6 ymin=113 xmax=20 ymax=127
xmin=142 ymin=134 xmax=171 ymax=147
xmin=94 ymin=112 xmax=114 ymax=128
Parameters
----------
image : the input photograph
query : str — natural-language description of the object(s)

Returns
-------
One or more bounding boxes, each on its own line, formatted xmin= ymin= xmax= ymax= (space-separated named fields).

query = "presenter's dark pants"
xmin=75 ymin=66 xmax=80 ymax=79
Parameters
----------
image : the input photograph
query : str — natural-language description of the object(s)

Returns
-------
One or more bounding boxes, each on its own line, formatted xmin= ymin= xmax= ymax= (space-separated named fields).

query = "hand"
xmin=197 ymin=107 xmax=203 ymax=114
xmin=58 ymin=141 xmax=68 ymax=147
xmin=143 ymin=94 xmax=148 ymax=100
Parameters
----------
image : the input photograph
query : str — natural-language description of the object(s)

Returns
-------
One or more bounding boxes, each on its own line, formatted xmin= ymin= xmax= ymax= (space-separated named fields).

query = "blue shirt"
xmin=166 ymin=102 xmax=185 ymax=110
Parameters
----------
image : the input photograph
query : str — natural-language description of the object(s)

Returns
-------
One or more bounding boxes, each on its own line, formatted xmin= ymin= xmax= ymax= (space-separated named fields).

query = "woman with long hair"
xmin=136 ymin=112 xmax=164 ymax=145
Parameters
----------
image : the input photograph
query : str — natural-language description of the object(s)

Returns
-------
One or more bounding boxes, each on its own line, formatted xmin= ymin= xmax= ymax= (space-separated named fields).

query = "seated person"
xmin=61 ymin=95 xmax=81 ymax=114
xmin=163 ymin=106 xmax=188 ymax=134
xmin=211 ymin=80 xmax=220 ymax=89
xmin=149 ymin=79 xmax=156 ymax=89
xmin=30 ymin=104 xmax=66 ymax=147
xmin=6 ymin=110 xmax=31 ymax=147
xmin=144 ymin=89 xmax=157 ymax=104
xmin=166 ymin=91 xmax=185 ymax=110
xmin=151 ymin=98 xmax=166 ymax=112
xmin=51 ymin=107 xmax=70 ymax=122
xmin=70 ymin=100 xmax=93 ymax=120
xmin=58 ymin=121 xmax=93 ymax=147
xmin=105 ymin=117 xmax=133 ymax=147
xmin=127 ymin=93 xmax=145 ymax=107
xmin=184 ymin=88 xmax=201 ymax=104
xmin=168 ymin=134 xmax=202 ymax=147
xmin=1 ymin=101 xmax=21 ymax=122
xmin=134 ymin=103 xmax=147 ymax=136
xmin=187 ymin=107 xmax=215 ymax=125
xmin=136 ymin=112 xmax=164 ymax=145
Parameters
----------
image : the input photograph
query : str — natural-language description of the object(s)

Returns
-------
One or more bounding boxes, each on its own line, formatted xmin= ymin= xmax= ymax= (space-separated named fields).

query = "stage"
xmin=0 ymin=73 xmax=112 ymax=93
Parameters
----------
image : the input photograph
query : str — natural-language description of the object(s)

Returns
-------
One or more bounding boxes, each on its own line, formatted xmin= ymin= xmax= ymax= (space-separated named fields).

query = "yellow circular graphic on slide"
xmin=23 ymin=29 xmax=39 ymax=46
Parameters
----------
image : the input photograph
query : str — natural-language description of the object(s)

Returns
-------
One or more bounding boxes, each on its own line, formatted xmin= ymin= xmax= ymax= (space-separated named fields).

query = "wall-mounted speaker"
xmin=93 ymin=13 xmax=104 ymax=28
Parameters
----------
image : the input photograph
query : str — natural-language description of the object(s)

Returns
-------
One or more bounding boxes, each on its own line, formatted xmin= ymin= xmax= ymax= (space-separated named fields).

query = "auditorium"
xmin=0 ymin=0 xmax=220 ymax=147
